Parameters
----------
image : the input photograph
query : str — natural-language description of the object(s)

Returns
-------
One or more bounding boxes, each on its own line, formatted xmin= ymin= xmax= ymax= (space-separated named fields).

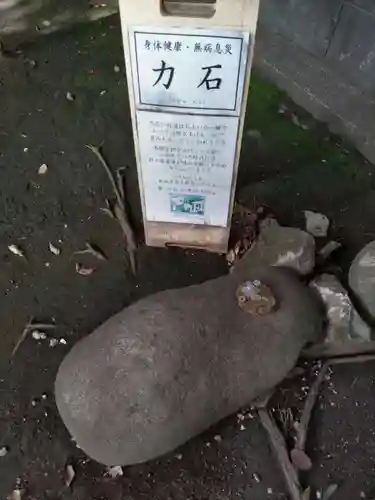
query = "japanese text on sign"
xmin=130 ymin=29 xmax=248 ymax=114
xmin=137 ymin=111 xmax=239 ymax=227
xmin=143 ymin=39 xmax=233 ymax=55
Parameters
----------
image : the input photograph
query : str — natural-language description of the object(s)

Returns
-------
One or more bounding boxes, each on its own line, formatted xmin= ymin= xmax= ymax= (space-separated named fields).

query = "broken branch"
xmin=258 ymin=408 xmax=303 ymax=500
xmin=86 ymin=144 xmax=137 ymax=274
xmin=295 ymin=362 xmax=329 ymax=450
xmin=11 ymin=318 xmax=55 ymax=357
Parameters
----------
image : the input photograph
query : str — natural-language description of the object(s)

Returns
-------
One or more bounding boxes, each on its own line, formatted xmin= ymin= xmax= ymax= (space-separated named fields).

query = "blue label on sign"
xmin=170 ymin=194 xmax=206 ymax=216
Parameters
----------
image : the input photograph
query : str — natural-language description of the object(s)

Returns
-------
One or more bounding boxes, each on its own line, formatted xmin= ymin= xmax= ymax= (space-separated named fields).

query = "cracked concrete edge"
xmin=2 ymin=7 xmax=374 ymax=165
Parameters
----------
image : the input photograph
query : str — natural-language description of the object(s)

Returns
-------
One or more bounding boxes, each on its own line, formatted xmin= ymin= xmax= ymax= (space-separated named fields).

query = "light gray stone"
xmin=349 ymin=241 xmax=375 ymax=320
xmin=234 ymin=223 xmax=315 ymax=276
xmin=351 ymin=309 xmax=372 ymax=341
xmin=304 ymin=211 xmax=329 ymax=238
xmin=310 ymin=274 xmax=371 ymax=343
xmin=55 ymin=266 xmax=323 ymax=466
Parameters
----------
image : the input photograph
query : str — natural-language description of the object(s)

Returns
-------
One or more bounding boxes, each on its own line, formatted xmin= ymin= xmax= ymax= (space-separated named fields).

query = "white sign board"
xmin=129 ymin=27 xmax=249 ymax=227
xmin=137 ymin=111 xmax=239 ymax=226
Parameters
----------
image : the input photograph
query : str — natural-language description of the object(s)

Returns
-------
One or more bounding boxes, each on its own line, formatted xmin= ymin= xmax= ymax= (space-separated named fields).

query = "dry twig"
xmin=11 ymin=318 xmax=55 ymax=357
xmin=86 ymin=144 xmax=136 ymax=274
xmin=258 ymin=408 xmax=303 ymax=500
xmin=74 ymin=242 xmax=107 ymax=261
xmin=295 ymin=362 xmax=329 ymax=450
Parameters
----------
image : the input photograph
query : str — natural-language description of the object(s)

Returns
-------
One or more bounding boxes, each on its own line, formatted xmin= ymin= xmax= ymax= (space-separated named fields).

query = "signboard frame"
xmin=119 ymin=0 xmax=260 ymax=252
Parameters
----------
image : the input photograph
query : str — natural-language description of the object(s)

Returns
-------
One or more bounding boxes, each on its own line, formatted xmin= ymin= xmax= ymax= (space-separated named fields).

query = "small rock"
xmin=213 ymin=435 xmax=222 ymax=442
xmin=304 ymin=211 xmax=329 ymax=237
xmin=310 ymin=274 xmax=371 ymax=342
xmin=49 ymin=338 xmax=59 ymax=348
xmin=0 ymin=446 xmax=8 ymax=457
xmin=32 ymin=331 xmax=47 ymax=341
xmin=349 ymin=241 xmax=375 ymax=321
xmin=38 ymin=164 xmax=48 ymax=175
xmin=234 ymin=224 xmax=315 ymax=276
xmin=252 ymin=472 xmax=261 ymax=483
xmin=49 ymin=242 xmax=61 ymax=256
xmin=66 ymin=92 xmax=75 ymax=102
xmin=106 ymin=465 xmax=123 ymax=478
xmin=114 ymin=64 xmax=120 ymax=73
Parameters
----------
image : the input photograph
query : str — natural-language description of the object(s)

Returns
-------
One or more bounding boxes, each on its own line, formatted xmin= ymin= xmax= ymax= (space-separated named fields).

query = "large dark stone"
xmin=55 ymin=265 xmax=323 ymax=466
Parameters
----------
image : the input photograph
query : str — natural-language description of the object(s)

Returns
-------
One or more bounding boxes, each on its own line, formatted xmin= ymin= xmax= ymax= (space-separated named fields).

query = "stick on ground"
xmin=258 ymin=408 xmax=303 ymax=500
xmin=11 ymin=318 xmax=56 ymax=357
xmin=86 ymin=144 xmax=137 ymax=274
xmin=295 ymin=362 xmax=329 ymax=450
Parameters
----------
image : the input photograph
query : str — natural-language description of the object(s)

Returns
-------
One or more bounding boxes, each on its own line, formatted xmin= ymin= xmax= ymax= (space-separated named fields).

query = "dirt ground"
xmin=1 ymin=15 xmax=375 ymax=500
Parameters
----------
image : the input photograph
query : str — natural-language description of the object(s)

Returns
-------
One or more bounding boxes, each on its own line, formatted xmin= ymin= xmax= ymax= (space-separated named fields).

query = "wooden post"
xmin=119 ymin=0 xmax=259 ymax=253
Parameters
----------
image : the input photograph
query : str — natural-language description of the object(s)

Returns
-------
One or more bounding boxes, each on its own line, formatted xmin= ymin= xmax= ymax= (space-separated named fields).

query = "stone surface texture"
xmin=234 ymin=222 xmax=315 ymax=276
xmin=310 ymin=274 xmax=371 ymax=343
xmin=349 ymin=241 xmax=375 ymax=321
xmin=55 ymin=265 xmax=323 ymax=466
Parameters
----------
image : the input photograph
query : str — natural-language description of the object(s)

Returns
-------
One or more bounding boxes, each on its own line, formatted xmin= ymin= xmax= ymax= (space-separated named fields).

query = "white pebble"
xmin=38 ymin=163 xmax=48 ymax=175
xmin=0 ymin=446 xmax=8 ymax=457
xmin=49 ymin=338 xmax=58 ymax=348
xmin=252 ymin=473 xmax=261 ymax=483
xmin=32 ymin=331 xmax=46 ymax=340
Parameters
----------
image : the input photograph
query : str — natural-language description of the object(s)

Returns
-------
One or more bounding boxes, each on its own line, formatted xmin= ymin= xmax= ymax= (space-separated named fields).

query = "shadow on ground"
xmin=0 ymin=0 xmax=116 ymax=43
xmin=0 ymin=14 xmax=375 ymax=500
